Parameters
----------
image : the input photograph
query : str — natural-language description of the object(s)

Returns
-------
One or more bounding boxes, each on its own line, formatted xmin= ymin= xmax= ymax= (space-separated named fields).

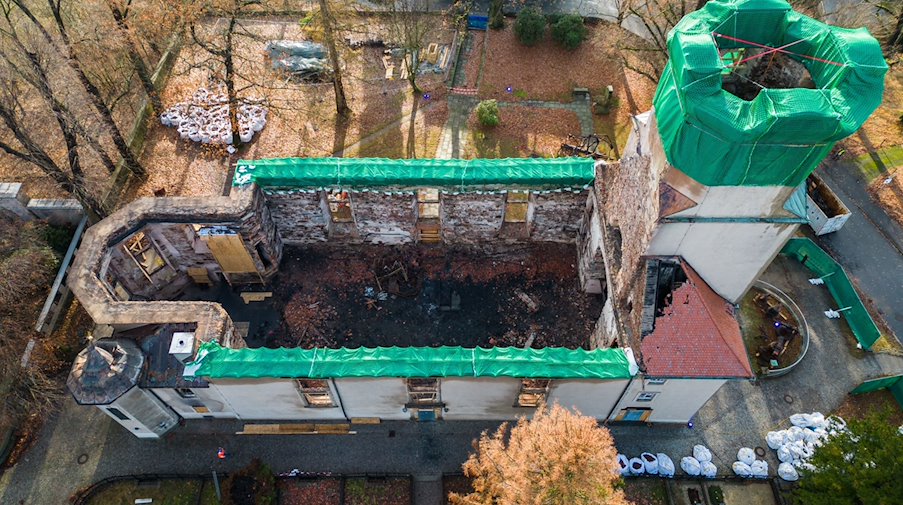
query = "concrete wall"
xmin=646 ymin=221 xmax=799 ymax=303
xmin=334 ymin=378 xmax=410 ymax=420
xmin=104 ymin=386 xmax=180 ymax=438
xmin=610 ymin=376 xmax=726 ymax=424
xmin=210 ymin=379 xmax=347 ymax=420
xmin=1 ymin=182 xmax=84 ymax=225
xmin=548 ymin=379 xmax=629 ymax=419
xmin=151 ymin=386 xmax=237 ymax=420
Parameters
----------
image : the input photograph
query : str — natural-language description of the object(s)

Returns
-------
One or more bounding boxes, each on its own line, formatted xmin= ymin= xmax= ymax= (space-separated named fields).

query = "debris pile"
xmin=159 ymin=86 xmax=267 ymax=148
xmin=265 ymin=40 xmax=332 ymax=81
xmin=283 ymin=292 xmax=337 ymax=348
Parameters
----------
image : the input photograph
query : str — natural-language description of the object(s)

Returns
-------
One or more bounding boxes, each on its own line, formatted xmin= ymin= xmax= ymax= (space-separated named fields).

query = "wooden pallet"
xmin=240 ymin=291 xmax=272 ymax=304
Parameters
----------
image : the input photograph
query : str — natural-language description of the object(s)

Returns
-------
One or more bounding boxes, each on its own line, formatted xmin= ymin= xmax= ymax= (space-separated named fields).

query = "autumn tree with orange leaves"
xmin=450 ymin=403 xmax=630 ymax=505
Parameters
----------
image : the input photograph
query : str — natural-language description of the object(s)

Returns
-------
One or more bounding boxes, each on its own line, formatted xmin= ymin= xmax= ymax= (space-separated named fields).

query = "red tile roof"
xmin=640 ymin=262 xmax=753 ymax=378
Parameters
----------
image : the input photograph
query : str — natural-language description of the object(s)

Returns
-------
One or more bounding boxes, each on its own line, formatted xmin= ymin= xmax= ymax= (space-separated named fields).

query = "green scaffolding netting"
xmin=184 ymin=341 xmax=636 ymax=380
xmin=654 ymin=0 xmax=887 ymax=187
xmin=232 ymin=157 xmax=596 ymax=189
xmin=781 ymin=237 xmax=881 ymax=349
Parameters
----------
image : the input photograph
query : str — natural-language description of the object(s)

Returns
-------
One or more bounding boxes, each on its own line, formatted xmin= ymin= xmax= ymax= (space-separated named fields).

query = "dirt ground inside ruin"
xmin=248 ymin=243 xmax=604 ymax=350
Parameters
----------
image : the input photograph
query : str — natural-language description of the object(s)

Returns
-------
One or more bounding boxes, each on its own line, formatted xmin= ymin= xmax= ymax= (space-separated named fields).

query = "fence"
xmin=781 ymin=237 xmax=881 ymax=350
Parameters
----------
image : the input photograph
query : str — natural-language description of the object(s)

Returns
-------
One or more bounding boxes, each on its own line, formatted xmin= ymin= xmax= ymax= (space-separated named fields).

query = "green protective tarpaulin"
xmin=781 ymin=237 xmax=881 ymax=349
xmin=850 ymin=374 xmax=903 ymax=395
xmin=233 ymin=157 xmax=595 ymax=189
xmin=185 ymin=342 xmax=636 ymax=380
xmin=654 ymin=0 xmax=887 ymax=187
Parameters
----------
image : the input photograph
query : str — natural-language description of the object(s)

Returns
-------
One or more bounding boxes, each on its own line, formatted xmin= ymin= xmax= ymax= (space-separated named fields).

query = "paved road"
xmin=815 ymin=160 xmax=903 ymax=339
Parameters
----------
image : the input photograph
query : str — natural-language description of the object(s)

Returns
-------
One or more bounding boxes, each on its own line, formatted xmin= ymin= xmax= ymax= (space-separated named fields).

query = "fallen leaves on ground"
xmin=466 ymin=106 xmax=580 ymax=157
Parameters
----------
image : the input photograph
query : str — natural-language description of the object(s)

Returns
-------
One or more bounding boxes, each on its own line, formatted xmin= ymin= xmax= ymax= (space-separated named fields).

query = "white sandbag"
xmin=790 ymin=413 xmax=814 ymax=428
xmin=701 ymin=461 xmax=717 ymax=478
xmin=681 ymin=456 xmax=701 ymax=476
xmin=641 ymin=452 xmax=659 ymax=475
xmin=778 ymin=462 xmax=799 ymax=481
xmin=617 ymin=454 xmax=630 ymax=476
xmin=732 ymin=461 xmax=752 ymax=477
xmin=737 ymin=447 xmax=755 ymax=466
xmin=656 ymin=453 xmax=675 ymax=477
xmin=628 ymin=457 xmax=645 ymax=475
xmin=751 ymin=459 xmax=769 ymax=478
xmin=766 ymin=431 xmax=785 ymax=450
xmin=787 ymin=426 xmax=805 ymax=442
xmin=809 ymin=412 xmax=826 ymax=428
xmin=693 ymin=444 xmax=712 ymax=463
xmin=777 ymin=444 xmax=794 ymax=463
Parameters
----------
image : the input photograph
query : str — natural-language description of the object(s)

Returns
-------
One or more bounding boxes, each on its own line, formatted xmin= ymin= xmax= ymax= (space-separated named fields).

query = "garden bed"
xmin=84 ymin=478 xmax=218 ymax=505
xmin=344 ymin=477 xmax=411 ymax=505
xmin=623 ymin=478 xmax=668 ymax=505
xmin=278 ymin=478 xmax=342 ymax=505
xmin=738 ymin=283 xmax=807 ymax=376
xmin=443 ymin=474 xmax=473 ymax=503
xmin=466 ymin=106 xmax=581 ymax=158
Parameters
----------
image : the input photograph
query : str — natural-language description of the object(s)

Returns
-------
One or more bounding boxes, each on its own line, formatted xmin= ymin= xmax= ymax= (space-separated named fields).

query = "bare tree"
xmin=105 ymin=0 xmax=163 ymax=115
xmin=386 ymin=0 xmax=434 ymax=94
xmin=618 ymin=0 xmax=693 ymax=83
xmin=8 ymin=0 xmax=146 ymax=178
xmin=318 ymin=0 xmax=350 ymax=117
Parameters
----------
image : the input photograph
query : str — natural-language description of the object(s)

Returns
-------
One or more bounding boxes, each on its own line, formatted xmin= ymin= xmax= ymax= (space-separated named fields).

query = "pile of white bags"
xmin=766 ymin=412 xmax=846 ymax=481
xmin=679 ymin=445 xmax=716 ymax=478
xmin=617 ymin=452 xmax=675 ymax=478
xmin=732 ymin=447 xmax=769 ymax=479
xmin=160 ymin=86 xmax=268 ymax=147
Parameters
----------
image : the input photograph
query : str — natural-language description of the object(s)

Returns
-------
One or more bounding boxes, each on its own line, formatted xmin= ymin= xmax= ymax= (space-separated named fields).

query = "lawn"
xmin=466 ymin=106 xmax=581 ymax=158
xmin=85 ymin=478 xmax=217 ymax=505
xmin=344 ymin=477 xmax=411 ymax=505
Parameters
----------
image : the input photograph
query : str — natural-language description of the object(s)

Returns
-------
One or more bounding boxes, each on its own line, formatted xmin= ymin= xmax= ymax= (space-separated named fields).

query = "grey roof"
xmin=139 ymin=325 xmax=208 ymax=389
xmin=67 ymin=339 xmax=144 ymax=405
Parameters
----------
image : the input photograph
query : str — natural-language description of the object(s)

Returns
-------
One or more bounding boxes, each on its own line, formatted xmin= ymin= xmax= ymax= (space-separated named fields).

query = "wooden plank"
xmin=237 ymin=423 xmax=357 ymax=435
xmin=315 ymin=424 xmax=351 ymax=433
xmin=350 ymin=417 xmax=381 ymax=425
xmin=240 ymin=291 xmax=272 ymax=304
xmin=203 ymin=234 xmax=258 ymax=274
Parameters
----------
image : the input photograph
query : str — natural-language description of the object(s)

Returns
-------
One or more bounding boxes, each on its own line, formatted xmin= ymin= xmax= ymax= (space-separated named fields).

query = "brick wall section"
xmin=531 ymin=191 xmax=586 ymax=242
xmin=265 ymin=192 xmax=328 ymax=245
xmin=441 ymin=193 xmax=504 ymax=243
xmin=352 ymin=191 xmax=415 ymax=244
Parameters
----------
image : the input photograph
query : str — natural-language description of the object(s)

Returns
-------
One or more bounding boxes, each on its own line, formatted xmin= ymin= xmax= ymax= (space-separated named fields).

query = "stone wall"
xmin=352 ymin=191 xmax=416 ymax=244
xmin=440 ymin=193 xmax=505 ymax=244
xmin=262 ymin=189 xmax=589 ymax=246
xmin=531 ymin=191 xmax=586 ymax=242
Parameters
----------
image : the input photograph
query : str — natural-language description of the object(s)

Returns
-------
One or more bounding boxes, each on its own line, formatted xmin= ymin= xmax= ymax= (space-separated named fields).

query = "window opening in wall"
xmin=107 ymin=407 xmax=130 ymax=421
xmin=297 ymin=379 xmax=335 ymax=407
xmin=175 ymin=388 xmax=197 ymax=399
xmin=406 ymin=378 xmax=440 ymax=405
xmin=417 ymin=188 xmax=440 ymax=220
xmin=636 ymin=391 xmax=658 ymax=402
xmin=123 ymin=231 xmax=165 ymax=276
xmin=504 ymin=190 xmax=530 ymax=223
xmin=516 ymin=379 xmax=551 ymax=407
xmin=647 ymin=378 xmax=667 ymax=385
xmin=327 ymin=190 xmax=353 ymax=222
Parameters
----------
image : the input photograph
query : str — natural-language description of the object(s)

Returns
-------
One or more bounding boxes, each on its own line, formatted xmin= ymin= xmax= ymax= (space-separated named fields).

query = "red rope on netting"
xmin=713 ymin=32 xmax=846 ymax=67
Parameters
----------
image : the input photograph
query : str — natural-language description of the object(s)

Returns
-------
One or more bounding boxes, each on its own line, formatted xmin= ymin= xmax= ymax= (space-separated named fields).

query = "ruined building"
xmin=67 ymin=0 xmax=886 ymax=437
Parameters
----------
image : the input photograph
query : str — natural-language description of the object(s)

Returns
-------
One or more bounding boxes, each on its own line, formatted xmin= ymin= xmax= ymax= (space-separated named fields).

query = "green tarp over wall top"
xmin=654 ymin=0 xmax=887 ymax=187
xmin=184 ymin=341 xmax=637 ymax=380
xmin=233 ymin=157 xmax=595 ymax=189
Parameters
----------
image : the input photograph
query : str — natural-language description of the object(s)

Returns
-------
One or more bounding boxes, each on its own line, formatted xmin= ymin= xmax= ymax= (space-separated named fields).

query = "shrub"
xmin=475 ymin=99 xmax=500 ymax=127
xmin=222 ymin=459 xmax=276 ymax=505
xmin=489 ymin=0 xmax=504 ymax=29
xmin=551 ymin=15 xmax=588 ymax=50
xmin=514 ymin=8 xmax=545 ymax=46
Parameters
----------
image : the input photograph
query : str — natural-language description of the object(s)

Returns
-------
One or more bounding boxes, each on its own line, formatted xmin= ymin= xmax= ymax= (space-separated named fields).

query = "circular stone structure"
xmin=653 ymin=0 xmax=887 ymax=187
